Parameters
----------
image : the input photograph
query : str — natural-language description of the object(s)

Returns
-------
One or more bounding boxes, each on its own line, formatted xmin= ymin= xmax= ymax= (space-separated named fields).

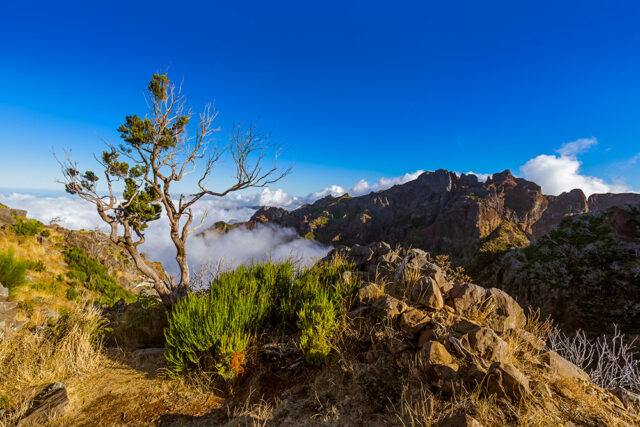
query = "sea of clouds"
xmin=2 ymin=139 xmax=634 ymax=280
xmin=0 ymin=170 xmax=427 ymax=279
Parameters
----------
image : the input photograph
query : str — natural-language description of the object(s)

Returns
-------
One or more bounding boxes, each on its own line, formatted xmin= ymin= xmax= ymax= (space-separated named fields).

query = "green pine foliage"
xmin=0 ymin=248 xmax=29 ymax=289
xmin=63 ymin=247 xmax=136 ymax=305
xmin=165 ymin=258 xmax=358 ymax=378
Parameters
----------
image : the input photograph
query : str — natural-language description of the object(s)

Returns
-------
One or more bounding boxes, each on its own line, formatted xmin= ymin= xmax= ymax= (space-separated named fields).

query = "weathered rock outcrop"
xmin=488 ymin=203 xmax=640 ymax=337
xmin=251 ymin=169 xmax=638 ymax=266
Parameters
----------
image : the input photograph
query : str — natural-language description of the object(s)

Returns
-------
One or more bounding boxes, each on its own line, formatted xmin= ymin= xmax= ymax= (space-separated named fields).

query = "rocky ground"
xmin=9 ymin=242 xmax=638 ymax=426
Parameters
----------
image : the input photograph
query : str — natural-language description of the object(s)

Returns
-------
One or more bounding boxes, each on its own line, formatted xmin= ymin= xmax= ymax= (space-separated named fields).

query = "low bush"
xmin=165 ymin=258 xmax=357 ymax=378
xmin=12 ymin=217 xmax=44 ymax=237
xmin=25 ymin=259 xmax=47 ymax=272
xmin=0 ymin=248 xmax=29 ymax=289
xmin=40 ymin=229 xmax=51 ymax=238
xmin=66 ymin=287 xmax=79 ymax=301
xmin=33 ymin=281 xmax=57 ymax=293
xmin=63 ymin=247 xmax=136 ymax=305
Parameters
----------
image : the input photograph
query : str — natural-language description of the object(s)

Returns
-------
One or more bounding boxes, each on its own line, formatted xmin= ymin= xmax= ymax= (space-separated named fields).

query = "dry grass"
xmin=0 ymin=304 xmax=105 ymax=424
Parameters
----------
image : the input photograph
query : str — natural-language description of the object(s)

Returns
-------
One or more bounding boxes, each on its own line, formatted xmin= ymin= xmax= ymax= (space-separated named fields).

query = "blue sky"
xmin=1 ymin=0 xmax=639 ymax=197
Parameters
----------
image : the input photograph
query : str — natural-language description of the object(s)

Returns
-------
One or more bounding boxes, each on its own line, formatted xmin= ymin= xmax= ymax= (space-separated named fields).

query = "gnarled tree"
xmin=57 ymin=74 xmax=289 ymax=307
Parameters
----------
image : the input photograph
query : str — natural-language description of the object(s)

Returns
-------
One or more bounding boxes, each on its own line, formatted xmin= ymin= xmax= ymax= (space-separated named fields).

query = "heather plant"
xmin=11 ymin=217 xmax=44 ymax=237
xmin=165 ymin=257 xmax=358 ymax=378
xmin=297 ymin=290 xmax=337 ymax=365
xmin=64 ymin=247 xmax=136 ymax=305
xmin=0 ymin=248 xmax=29 ymax=289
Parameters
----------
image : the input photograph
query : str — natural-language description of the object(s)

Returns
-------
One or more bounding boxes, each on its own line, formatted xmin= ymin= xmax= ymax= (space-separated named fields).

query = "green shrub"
xmin=40 ymin=229 xmax=51 ymax=238
xmin=297 ymin=291 xmax=337 ymax=365
xmin=66 ymin=287 xmax=79 ymax=301
xmin=12 ymin=217 xmax=44 ymax=237
xmin=165 ymin=262 xmax=293 ymax=378
xmin=25 ymin=259 xmax=47 ymax=272
xmin=165 ymin=258 xmax=358 ymax=378
xmin=0 ymin=248 xmax=29 ymax=289
xmin=33 ymin=281 xmax=57 ymax=293
xmin=63 ymin=247 xmax=136 ymax=305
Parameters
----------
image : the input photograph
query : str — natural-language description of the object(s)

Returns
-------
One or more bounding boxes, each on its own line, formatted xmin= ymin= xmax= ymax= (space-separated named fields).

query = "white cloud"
xmin=622 ymin=152 xmax=640 ymax=169
xmin=258 ymin=188 xmax=296 ymax=207
xmin=301 ymin=169 xmax=425 ymax=203
xmin=556 ymin=137 xmax=597 ymax=157
xmin=520 ymin=138 xmax=629 ymax=196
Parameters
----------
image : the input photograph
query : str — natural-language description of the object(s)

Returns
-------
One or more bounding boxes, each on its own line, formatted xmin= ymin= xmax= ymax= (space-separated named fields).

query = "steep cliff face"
xmin=251 ymin=169 xmax=613 ymax=265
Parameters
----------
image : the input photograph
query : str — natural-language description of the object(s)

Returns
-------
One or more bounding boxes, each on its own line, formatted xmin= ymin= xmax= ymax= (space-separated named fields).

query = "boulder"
xmin=467 ymin=327 xmax=510 ymax=363
xmin=422 ymin=340 xmax=454 ymax=366
xmin=411 ymin=277 xmax=444 ymax=310
xmin=610 ymin=387 xmax=640 ymax=411
xmin=357 ymin=283 xmax=383 ymax=305
xmin=487 ymin=362 xmax=530 ymax=400
xmin=0 ymin=283 xmax=8 ymax=300
xmin=371 ymin=295 xmax=408 ymax=320
xmin=485 ymin=288 xmax=526 ymax=333
xmin=17 ymin=382 xmax=68 ymax=426
xmin=451 ymin=318 xmax=482 ymax=335
xmin=350 ymin=244 xmax=374 ymax=261
xmin=417 ymin=325 xmax=437 ymax=348
xmin=399 ymin=308 xmax=431 ymax=336
xmin=447 ymin=282 xmax=487 ymax=313
xmin=436 ymin=412 xmax=483 ymax=427
xmin=540 ymin=351 xmax=589 ymax=381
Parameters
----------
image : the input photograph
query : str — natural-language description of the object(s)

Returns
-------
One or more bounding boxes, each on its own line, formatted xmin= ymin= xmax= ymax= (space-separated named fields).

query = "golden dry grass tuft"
xmin=0 ymin=304 xmax=105 ymax=424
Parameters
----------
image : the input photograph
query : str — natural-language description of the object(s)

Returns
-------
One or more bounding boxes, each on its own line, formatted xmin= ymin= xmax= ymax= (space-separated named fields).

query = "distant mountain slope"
xmin=250 ymin=169 xmax=640 ymax=266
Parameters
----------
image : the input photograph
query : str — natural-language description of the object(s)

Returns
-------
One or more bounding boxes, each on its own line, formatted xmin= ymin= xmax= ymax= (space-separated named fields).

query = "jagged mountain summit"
xmin=250 ymin=169 xmax=640 ymax=265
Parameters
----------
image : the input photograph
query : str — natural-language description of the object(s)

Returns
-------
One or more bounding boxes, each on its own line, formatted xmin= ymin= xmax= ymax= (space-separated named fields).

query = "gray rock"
xmin=540 ymin=351 xmax=589 ymax=381
xmin=436 ymin=412 xmax=484 ymax=427
xmin=411 ymin=276 xmax=444 ymax=310
xmin=399 ymin=308 xmax=430 ymax=336
xmin=371 ymin=295 xmax=408 ymax=320
xmin=487 ymin=362 xmax=530 ymax=400
xmin=357 ymin=282 xmax=383 ymax=305
xmin=17 ymin=382 xmax=68 ymax=426
xmin=447 ymin=282 xmax=487 ymax=313
xmin=610 ymin=386 xmax=640 ymax=410
xmin=485 ymin=288 xmax=526 ymax=333
xmin=467 ymin=327 xmax=510 ymax=363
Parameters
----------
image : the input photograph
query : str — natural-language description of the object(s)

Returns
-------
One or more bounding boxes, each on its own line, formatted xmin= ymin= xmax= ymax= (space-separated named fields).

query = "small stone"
xmin=467 ymin=327 xmax=510 ymax=363
xmin=487 ymin=362 xmax=530 ymax=400
xmin=357 ymin=283 xmax=383 ymax=305
xmin=371 ymin=295 xmax=408 ymax=320
xmin=422 ymin=340 xmax=454 ymax=366
xmin=436 ymin=412 xmax=484 ymax=427
xmin=399 ymin=308 xmax=431 ymax=336
xmin=417 ymin=325 xmax=437 ymax=347
xmin=411 ymin=277 xmax=444 ymax=310
xmin=540 ymin=351 xmax=589 ymax=381
xmin=447 ymin=282 xmax=487 ymax=313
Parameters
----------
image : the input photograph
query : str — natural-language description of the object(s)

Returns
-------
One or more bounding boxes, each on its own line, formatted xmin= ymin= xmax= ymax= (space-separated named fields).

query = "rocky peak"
xmin=588 ymin=192 xmax=640 ymax=212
